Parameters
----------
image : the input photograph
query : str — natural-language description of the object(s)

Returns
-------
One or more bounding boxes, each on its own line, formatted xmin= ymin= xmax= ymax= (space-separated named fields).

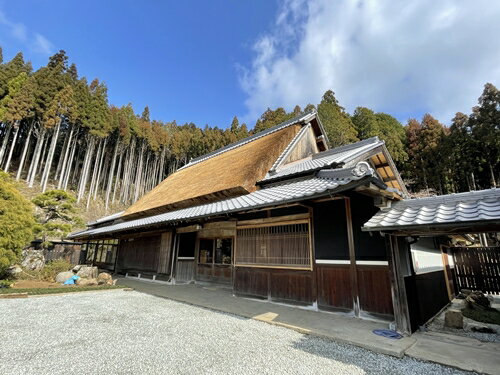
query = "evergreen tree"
xmin=469 ymin=83 xmax=500 ymax=188
xmin=32 ymin=190 xmax=80 ymax=247
xmin=351 ymin=107 xmax=407 ymax=165
xmin=317 ymin=90 xmax=358 ymax=147
xmin=253 ymin=107 xmax=293 ymax=133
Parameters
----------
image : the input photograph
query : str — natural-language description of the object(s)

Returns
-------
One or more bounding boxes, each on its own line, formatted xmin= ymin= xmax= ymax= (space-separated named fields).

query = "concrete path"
xmin=118 ymin=277 xmax=500 ymax=374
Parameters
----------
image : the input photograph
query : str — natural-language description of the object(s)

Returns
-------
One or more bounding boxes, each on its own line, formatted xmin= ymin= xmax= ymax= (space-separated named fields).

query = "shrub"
xmin=40 ymin=259 xmax=73 ymax=281
xmin=0 ymin=172 xmax=36 ymax=277
xmin=0 ymin=279 xmax=12 ymax=288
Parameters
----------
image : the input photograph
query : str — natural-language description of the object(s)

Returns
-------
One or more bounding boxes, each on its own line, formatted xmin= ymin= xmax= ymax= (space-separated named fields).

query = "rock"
xmin=451 ymin=298 xmax=466 ymax=310
xmin=56 ymin=271 xmax=75 ymax=283
xmin=6 ymin=265 xmax=22 ymax=278
xmin=444 ymin=309 xmax=463 ymax=329
xmin=466 ymin=291 xmax=491 ymax=310
xmin=97 ymin=272 xmax=113 ymax=285
xmin=72 ymin=265 xmax=83 ymax=272
xmin=21 ymin=249 xmax=45 ymax=271
xmin=76 ymin=278 xmax=98 ymax=286
xmin=76 ymin=266 xmax=98 ymax=279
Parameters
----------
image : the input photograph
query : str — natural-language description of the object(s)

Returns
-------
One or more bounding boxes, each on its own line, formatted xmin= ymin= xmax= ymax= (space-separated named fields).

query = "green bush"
xmin=0 ymin=172 xmax=36 ymax=277
xmin=40 ymin=259 xmax=73 ymax=281
xmin=0 ymin=279 xmax=12 ymax=288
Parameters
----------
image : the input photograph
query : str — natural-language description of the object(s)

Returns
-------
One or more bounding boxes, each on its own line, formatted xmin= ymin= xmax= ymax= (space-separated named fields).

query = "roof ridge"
xmin=390 ymin=188 xmax=500 ymax=209
xmin=178 ymin=110 xmax=316 ymax=171
xmin=313 ymin=136 xmax=381 ymax=159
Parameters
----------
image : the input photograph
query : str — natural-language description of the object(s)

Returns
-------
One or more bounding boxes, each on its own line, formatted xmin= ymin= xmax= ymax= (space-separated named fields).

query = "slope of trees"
xmin=0 ymin=48 xmax=250 ymax=213
xmin=0 ymin=45 xmax=498 ymax=212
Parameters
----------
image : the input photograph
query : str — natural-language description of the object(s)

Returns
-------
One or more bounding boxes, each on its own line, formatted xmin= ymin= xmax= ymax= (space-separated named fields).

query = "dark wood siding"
xmin=357 ymin=266 xmax=393 ymax=316
xmin=117 ymin=234 xmax=161 ymax=273
xmin=316 ymin=264 xmax=353 ymax=310
xmin=234 ymin=267 xmax=314 ymax=305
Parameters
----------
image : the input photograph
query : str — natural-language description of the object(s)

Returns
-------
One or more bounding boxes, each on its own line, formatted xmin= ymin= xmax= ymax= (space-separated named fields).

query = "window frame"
xmin=197 ymin=236 xmax=233 ymax=267
xmin=234 ymin=219 xmax=313 ymax=270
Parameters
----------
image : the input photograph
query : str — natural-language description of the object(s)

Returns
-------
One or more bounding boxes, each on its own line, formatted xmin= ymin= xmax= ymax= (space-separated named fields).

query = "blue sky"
xmin=1 ymin=1 xmax=499 ymax=128
xmin=0 ymin=0 xmax=278 ymax=127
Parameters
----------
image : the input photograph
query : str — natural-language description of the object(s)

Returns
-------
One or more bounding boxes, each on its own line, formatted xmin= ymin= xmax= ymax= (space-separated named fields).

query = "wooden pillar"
xmin=440 ymin=245 xmax=456 ymax=300
xmin=387 ymin=235 xmax=411 ymax=335
xmin=344 ymin=197 xmax=360 ymax=317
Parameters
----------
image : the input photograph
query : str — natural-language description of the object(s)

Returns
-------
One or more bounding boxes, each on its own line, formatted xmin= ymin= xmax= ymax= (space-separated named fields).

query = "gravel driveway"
xmin=0 ymin=290 xmax=472 ymax=375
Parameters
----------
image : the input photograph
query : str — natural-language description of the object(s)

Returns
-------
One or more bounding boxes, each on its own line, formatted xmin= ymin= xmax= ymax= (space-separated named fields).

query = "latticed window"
xmin=235 ymin=222 xmax=311 ymax=269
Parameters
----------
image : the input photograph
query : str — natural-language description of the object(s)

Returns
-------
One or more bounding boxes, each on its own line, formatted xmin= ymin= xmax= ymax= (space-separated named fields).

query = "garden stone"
xmin=56 ymin=271 xmax=75 ymax=283
xmin=21 ymin=249 xmax=45 ymax=271
xmin=72 ymin=265 xmax=83 ymax=272
xmin=6 ymin=265 xmax=22 ymax=278
xmin=444 ymin=309 xmax=463 ymax=329
xmin=76 ymin=266 xmax=98 ymax=279
xmin=97 ymin=272 xmax=113 ymax=285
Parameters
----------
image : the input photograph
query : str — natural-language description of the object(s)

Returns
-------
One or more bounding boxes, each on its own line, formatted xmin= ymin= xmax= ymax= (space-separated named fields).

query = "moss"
xmin=0 ymin=285 xmax=122 ymax=295
xmin=462 ymin=307 xmax=500 ymax=325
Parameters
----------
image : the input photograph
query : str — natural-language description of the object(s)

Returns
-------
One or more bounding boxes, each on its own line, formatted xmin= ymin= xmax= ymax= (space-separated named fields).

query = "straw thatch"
xmin=123 ymin=124 xmax=302 ymax=219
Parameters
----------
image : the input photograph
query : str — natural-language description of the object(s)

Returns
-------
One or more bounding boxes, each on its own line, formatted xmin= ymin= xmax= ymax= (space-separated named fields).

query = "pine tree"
xmin=32 ymin=190 xmax=80 ymax=247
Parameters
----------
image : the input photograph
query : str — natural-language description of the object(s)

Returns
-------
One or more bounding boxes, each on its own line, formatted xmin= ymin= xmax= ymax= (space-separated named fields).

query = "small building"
xmin=70 ymin=110 xmax=500 ymax=333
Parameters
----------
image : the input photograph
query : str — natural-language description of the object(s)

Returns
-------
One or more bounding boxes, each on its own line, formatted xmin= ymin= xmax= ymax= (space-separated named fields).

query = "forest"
xmin=0 ymin=47 xmax=499 ymax=218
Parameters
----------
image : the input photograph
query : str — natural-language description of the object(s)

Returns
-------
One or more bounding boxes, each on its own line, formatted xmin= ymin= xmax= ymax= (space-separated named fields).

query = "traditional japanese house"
xmin=69 ymin=110 xmax=409 ymax=323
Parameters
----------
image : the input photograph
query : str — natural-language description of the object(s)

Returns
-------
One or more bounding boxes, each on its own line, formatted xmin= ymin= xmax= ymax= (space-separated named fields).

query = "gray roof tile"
xmin=261 ymin=137 xmax=383 ymax=183
xmin=363 ymin=188 xmax=500 ymax=231
xmin=69 ymin=162 xmax=375 ymax=239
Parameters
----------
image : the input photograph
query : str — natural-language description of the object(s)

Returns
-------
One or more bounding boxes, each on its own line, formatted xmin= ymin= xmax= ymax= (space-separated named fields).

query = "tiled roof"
xmin=69 ymin=162 xmax=375 ymax=239
xmin=261 ymin=137 xmax=383 ymax=183
xmin=88 ymin=211 xmax=124 ymax=226
xmin=363 ymin=188 xmax=500 ymax=231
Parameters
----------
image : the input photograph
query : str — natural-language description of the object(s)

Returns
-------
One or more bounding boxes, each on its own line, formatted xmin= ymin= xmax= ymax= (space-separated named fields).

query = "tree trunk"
xmin=105 ymin=139 xmax=120 ymax=210
xmin=0 ymin=123 xmax=12 ymax=165
xmin=28 ymin=128 xmax=46 ymax=188
xmin=16 ymin=120 xmax=35 ymax=181
xmin=489 ymin=162 xmax=497 ymax=188
xmin=4 ymin=121 xmax=20 ymax=172
xmin=86 ymin=138 xmax=103 ymax=209
xmin=40 ymin=119 xmax=62 ymax=192
xmin=63 ymin=136 xmax=78 ymax=191
xmin=77 ymin=136 xmax=95 ymax=203
xmin=112 ymin=148 xmax=124 ymax=205
xmin=57 ymin=125 xmax=75 ymax=189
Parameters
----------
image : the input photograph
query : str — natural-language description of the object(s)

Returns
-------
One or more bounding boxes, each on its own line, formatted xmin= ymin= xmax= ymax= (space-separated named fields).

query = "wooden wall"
xmin=357 ymin=265 xmax=393 ymax=316
xmin=234 ymin=267 xmax=314 ymax=305
xmin=117 ymin=234 xmax=161 ymax=273
xmin=316 ymin=264 xmax=353 ymax=311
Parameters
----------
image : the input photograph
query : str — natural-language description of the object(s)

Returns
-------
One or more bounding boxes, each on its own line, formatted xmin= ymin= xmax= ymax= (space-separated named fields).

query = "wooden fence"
xmin=451 ymin=247 xmax=500 ymax=295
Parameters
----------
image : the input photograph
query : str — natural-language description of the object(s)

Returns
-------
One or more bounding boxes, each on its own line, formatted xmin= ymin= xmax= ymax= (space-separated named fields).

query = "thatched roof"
xmin=122 ymin=124 xmax=303 ymax=219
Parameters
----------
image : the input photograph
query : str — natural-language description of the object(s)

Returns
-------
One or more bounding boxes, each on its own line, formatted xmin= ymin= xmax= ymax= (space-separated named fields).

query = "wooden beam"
xmin=176 ymin=224 xmax=202 ymax=233
xmin=344 ymin=197 xmax=360 ymax=317
xmin=387 ymin=235 xmax=412 ymax=335
xmin=237 ymin=213 xmax=309 ymax=227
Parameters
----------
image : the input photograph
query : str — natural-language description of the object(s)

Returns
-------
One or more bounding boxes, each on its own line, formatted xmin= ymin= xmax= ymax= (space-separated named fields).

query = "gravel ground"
xmin=0 ymin=290 xmax=474 ymax=375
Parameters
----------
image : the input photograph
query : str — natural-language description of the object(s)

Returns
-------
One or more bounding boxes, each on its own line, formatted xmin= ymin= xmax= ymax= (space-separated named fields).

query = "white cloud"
xmin=32 ymin=33 xmax=53 ymax=55
xmin=239 ymin=0 xmax=500 ymax=124
xmin=0 ymin=9 xmax=53 ymax=55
